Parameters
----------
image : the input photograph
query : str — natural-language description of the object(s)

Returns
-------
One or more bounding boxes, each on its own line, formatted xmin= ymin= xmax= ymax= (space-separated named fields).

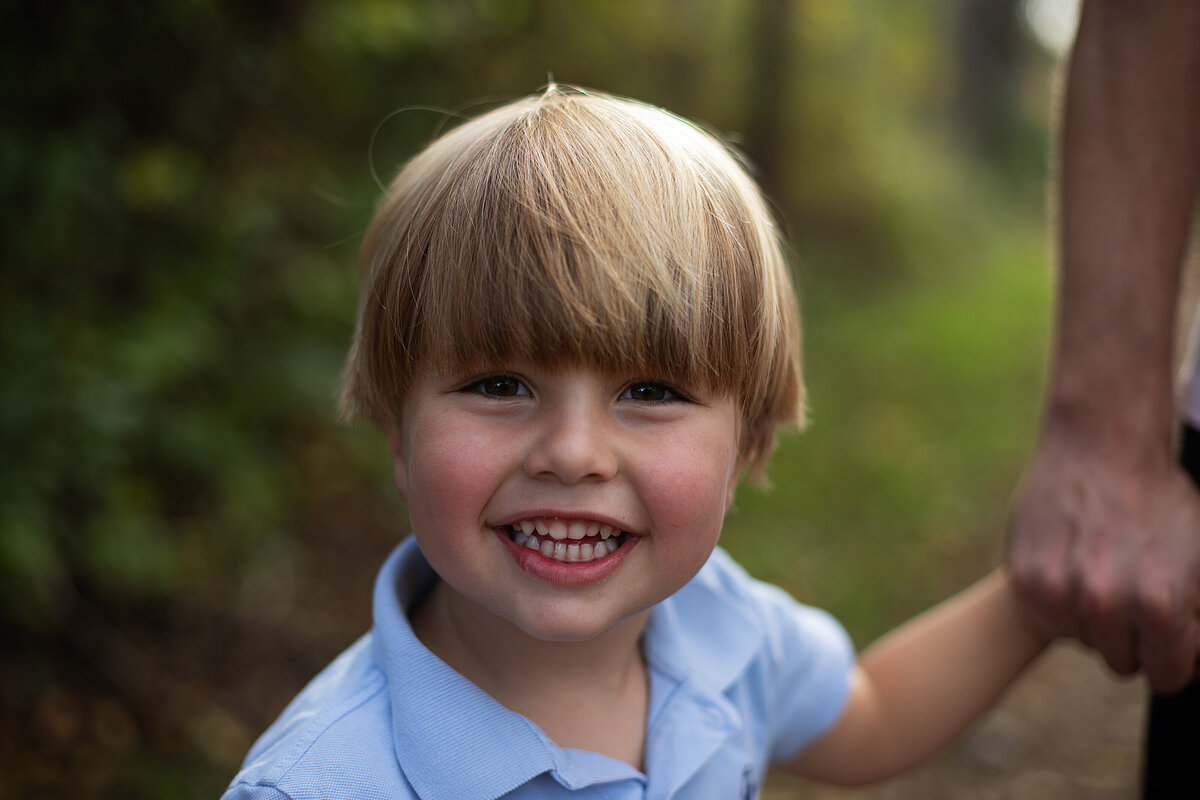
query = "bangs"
xmin=416 ymin=111 xmax=760 ymax=389
xmin=344 ymin=87 xmax=803 ymax=476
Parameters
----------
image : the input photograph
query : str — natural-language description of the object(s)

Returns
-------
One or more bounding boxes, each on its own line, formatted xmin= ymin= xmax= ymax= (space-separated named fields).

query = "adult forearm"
xmin=1046 ymin=0 xmax=1200 ymax=458
xmin=1008 ymin=0 xmax=1200 ymax=692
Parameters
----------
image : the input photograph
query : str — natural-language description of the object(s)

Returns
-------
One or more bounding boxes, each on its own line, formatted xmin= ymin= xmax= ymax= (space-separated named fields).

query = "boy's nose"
xmin=524 ymin=407 xmax=618 ymax=485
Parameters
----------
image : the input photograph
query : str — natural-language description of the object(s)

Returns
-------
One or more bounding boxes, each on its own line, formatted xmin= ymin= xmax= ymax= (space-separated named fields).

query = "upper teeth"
xmin=514 ymin=518 xmax=618 ymax=541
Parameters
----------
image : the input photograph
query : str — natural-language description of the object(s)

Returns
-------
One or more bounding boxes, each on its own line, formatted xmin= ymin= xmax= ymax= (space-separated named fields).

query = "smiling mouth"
xmin=505 ymin=518 xmax=627 ymax=564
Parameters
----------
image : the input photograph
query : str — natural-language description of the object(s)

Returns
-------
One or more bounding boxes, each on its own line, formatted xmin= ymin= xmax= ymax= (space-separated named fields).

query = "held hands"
xmin=1007 ymin=434 xmax=1200 ymax=694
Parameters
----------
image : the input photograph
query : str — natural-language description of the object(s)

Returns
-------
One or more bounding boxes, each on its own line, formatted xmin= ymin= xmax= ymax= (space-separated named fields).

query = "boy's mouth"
xmin=505 ymin=518 xmax=627 ymax=564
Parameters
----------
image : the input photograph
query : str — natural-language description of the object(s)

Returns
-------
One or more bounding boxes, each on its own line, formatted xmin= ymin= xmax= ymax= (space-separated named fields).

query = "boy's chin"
xmin=510 ymin=605 xmax=651 ymax=645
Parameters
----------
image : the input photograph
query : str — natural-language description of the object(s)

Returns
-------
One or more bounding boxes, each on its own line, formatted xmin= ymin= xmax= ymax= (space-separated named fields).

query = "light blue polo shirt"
xmin=223 ymin=536 xmax=854 ymax=799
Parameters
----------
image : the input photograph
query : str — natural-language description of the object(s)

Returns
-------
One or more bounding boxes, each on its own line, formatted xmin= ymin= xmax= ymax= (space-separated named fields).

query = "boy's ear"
xmin=724 ymin=458 xmax=742 ymax=513
xmin=385 ymin=424 xmax=408 ymax=498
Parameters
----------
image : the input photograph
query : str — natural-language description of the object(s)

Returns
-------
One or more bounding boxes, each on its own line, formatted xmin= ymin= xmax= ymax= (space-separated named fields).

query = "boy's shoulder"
xmin=658 ymin=547 xmax=855 ymax=762
xmin=221 ymin=634 xmax=412 ymax=800
xmin=223 ymin=537 xmax=550 ymax=800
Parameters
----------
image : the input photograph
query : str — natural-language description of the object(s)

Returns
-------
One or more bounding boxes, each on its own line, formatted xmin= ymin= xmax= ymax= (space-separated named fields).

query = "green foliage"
xmin=3 ymin=0 xmax=1056 ymax=794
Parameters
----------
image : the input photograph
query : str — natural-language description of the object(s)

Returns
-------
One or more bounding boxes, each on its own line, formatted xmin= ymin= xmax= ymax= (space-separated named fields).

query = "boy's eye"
xmin=620 ymin=381 xmax=681 ymax=403
xmin=465 ymin=375 xmax=531 ymax=398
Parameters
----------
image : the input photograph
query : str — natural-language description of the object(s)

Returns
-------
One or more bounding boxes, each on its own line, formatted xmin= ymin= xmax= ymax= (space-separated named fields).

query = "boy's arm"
xmin=780 ymin=569 xmax=1048 ymax=786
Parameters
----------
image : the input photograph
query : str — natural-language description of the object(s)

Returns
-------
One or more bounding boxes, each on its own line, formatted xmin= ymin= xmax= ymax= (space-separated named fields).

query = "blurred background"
xmin=4 ymin=0 xmax=1142 ymax=797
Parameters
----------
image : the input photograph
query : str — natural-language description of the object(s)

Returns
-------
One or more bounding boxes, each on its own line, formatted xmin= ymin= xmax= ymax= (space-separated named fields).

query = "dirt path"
xmin=764 ymin=643 xmax=1145 ymax=799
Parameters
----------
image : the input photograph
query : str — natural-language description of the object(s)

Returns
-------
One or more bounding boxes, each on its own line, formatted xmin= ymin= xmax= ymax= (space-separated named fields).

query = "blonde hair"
xmin=341 ymin=85 xmax=804 ymax=479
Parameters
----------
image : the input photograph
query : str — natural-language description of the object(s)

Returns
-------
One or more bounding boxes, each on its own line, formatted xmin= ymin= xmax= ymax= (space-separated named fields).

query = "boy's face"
xmin=388 ymin=362 xmax=742 ymax=643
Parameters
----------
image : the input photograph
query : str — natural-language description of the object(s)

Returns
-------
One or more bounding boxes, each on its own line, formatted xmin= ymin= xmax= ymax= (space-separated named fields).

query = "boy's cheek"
xmin=655 ymin=436 xmax=741 ymax=517
xmin=403 ymin=430 xmax=508 ymax=506
xmin=644 ymin=465 xmax=734 ymax=532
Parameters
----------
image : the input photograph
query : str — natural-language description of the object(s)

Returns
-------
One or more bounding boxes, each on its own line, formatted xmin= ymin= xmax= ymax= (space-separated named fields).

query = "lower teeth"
xmin=511 ymin=529 xmax=621 ymax=562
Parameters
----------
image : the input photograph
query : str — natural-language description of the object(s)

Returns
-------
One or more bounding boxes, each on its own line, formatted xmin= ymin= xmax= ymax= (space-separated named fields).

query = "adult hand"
xmin=1007 ymin=431 xmax=1200 ymax=694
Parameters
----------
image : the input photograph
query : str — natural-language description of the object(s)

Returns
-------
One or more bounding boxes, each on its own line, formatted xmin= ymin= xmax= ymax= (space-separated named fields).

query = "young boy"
xmin=223 ymin=85 xmax=1047 ymax=799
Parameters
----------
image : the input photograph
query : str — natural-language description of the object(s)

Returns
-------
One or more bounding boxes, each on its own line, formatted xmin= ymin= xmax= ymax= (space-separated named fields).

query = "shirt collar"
xmin=372 ymin=538 xmax=560 ymax=800
xmin=640 ymin=548 xmax=767 ymax=793
xmin=644 ymin=548 xmax=765 ymax=695
xmin=370 ymin=539 xmax=768 ymax=799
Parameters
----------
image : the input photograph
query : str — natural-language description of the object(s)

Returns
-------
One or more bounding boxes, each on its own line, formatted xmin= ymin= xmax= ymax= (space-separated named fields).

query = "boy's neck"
xmin=410 ymin=578 xmax=650 ymax=769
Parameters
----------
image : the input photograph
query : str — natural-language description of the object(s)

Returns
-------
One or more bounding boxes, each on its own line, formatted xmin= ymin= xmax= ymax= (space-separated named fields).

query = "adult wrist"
xmin=1037 ymin=385 xmax=1177 ymax=472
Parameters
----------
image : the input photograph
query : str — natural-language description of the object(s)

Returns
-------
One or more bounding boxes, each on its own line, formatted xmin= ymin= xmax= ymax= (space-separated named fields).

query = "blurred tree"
xmin=0 ymin=1 xmax=1054 ymax=796
xmin=744 ymin=0 xmax=795 ymax=201
xmin=951 ymin=0 xmax=1045 ymax=182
